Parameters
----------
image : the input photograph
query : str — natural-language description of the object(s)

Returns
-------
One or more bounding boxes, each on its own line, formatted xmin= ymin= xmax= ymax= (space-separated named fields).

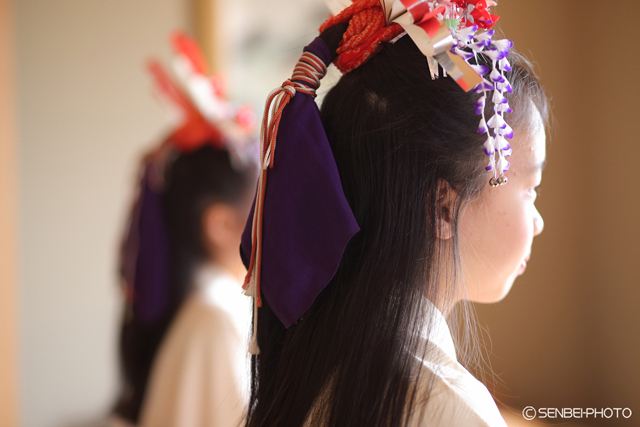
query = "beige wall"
xmin=473 ymin=1 xmax=640 ymax=424
xmin=15 ymin=1 xmax=189 ymax=425
xmin=0 ymin=0 xmax=20 ymax=425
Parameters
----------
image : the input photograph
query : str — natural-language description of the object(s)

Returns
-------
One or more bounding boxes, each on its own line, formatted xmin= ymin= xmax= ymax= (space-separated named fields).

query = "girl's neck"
xmin=206 ymin=252 xmax=247 ymax=284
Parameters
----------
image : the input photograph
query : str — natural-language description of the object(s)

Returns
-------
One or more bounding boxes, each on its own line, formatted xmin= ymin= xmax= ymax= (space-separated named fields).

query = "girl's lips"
xmin=519 ymin=260 xmax=527 ymax=272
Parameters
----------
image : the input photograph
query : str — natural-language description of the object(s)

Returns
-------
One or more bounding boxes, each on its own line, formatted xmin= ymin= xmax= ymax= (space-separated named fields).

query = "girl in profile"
xmin=111 ymin=33 xmax=258 ymax=427
xmin=240 ymin=1 xmax=549 ymax=426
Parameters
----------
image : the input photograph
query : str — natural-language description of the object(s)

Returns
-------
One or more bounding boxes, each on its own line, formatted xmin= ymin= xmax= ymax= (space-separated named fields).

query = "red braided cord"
xmin=319 ymin=0 xmax=403 ymax=74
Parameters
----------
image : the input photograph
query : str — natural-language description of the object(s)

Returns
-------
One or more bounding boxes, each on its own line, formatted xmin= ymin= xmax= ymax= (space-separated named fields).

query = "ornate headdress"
xmin=323 ymin=0 xmax=513 ymax=185
xmin=148 ymin=32 xmax=258 ymax=169
xmin=241 ymin=0 xmax=514 ymax=353
xmin=121 ymin=32 xmax=257 ymax=324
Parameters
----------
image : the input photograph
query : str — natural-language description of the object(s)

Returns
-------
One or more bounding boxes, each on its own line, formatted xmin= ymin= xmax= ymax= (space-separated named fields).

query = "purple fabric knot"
xmin=240 ymin=37 xmax=360 ymax=327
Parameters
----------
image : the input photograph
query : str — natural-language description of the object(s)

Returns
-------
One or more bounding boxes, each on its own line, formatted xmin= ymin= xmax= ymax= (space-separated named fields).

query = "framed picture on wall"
xmin=196 ymin=0 xmax=331 ymax=109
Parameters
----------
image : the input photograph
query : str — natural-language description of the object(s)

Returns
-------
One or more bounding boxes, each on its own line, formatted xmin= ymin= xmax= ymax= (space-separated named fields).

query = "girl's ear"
xmin=435 ymin=178 xmax=455 ymax=240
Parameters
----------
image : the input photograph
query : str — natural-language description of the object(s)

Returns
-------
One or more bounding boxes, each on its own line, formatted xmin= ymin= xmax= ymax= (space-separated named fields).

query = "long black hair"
xmin=246 ymin=25 xmax=549 ymax=427
xmin=113 ymin=143 xmax=256 ymax=423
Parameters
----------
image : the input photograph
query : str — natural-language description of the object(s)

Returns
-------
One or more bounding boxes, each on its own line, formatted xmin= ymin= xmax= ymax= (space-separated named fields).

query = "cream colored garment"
xmin=138 ymin=265 xmax=252 ymax=427
xmin=406 ymin=299 xmax=508 ymax=427
xmin=303 ymin=299 xmax=508 ymax=427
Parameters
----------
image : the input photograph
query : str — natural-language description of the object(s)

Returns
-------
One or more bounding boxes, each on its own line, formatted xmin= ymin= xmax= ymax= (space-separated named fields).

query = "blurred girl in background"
xmin=111 ymin=33 xmax=258 ymax=427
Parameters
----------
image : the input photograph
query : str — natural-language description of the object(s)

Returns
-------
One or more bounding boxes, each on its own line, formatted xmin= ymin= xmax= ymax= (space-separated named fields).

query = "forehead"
xmin=510 ymin=112 xmax=546 ymax=176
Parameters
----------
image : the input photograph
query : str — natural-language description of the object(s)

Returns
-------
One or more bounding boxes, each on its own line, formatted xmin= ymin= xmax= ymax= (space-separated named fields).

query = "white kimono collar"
xmin=420 ymin=298 xmax=458 ymax=362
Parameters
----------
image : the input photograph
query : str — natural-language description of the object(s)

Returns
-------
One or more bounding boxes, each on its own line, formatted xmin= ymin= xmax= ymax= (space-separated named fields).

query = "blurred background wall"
xmin=1 ymin=0 xmax=20 ymax=425
xmin=3 ymin=0 xmax=639 ymax=426
xmin=13 ymin=1 xmax=190 ymax=425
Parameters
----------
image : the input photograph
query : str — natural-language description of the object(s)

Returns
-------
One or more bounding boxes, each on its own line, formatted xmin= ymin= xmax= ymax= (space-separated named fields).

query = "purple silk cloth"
xmin=129 ymin=164 xmax=170 ymax=324
xmin=240 ymin=37 xmax=360 ymax=328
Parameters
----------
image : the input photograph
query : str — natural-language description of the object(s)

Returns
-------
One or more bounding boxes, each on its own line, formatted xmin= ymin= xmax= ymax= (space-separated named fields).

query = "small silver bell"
xmin=489 ymin=177 xmax=499 ymax=187
xmin=497 ymin=176 xmax=508 ymax=185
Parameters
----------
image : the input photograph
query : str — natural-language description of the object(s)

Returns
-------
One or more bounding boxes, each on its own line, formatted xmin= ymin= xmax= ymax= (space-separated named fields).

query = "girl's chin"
xmin=470 ymin=282 xmax=515 ymax=304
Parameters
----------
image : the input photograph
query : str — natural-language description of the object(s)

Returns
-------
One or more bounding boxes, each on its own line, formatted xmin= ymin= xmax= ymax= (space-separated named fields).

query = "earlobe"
xmin=435 ymin=179 xmax=454 ymax=240
xmin=437 ymin=206 xmax=452 ymax=240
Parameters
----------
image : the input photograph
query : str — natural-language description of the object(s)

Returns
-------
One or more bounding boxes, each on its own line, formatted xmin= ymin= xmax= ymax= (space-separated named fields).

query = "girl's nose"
xmin=533 ymin=206 xmax=544 ymax=236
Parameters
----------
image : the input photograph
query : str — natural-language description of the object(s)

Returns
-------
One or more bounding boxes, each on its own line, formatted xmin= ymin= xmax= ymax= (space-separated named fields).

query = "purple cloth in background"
xmin=133 ymin=166 xmax=170 ymax=324
xmin=240 ymin=37 xmax=360 ymax=328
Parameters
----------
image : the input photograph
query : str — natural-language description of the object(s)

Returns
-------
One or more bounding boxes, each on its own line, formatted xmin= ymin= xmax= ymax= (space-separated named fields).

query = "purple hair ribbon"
xmin=240 ymin=37 xmax=360 ymax=329
xmin=122 ymin=162 xmax=170 ymax=324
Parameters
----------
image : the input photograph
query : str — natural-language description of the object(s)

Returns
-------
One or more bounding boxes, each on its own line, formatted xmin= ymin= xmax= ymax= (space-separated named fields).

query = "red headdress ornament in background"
xmin=148 ymin=32 xmax=258 ymax=168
